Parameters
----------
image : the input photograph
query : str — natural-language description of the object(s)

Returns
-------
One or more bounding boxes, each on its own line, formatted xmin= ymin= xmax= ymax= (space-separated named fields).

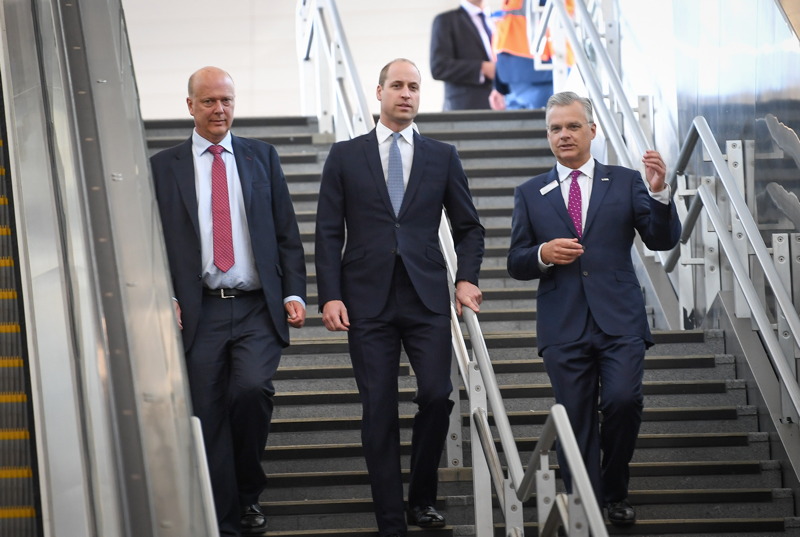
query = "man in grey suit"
xmin=430 ymin=0 xmax=497 ymax=110
xmin=315 ymin=59 xmax=484 ymax=536
xmin=150 ymin=66 xmax=306 ymax=537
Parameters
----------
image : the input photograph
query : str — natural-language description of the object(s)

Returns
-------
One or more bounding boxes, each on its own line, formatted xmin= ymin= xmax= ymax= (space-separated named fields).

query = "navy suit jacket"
xmin=315 ymin=129 xmax=484 ymax=319
xmin=151 ymin=135 xmax=306 ymax=350
xmin=507 ymin=161 xmax=680 ymax=353
xmin=430 ymin=7 xmax=493 ymax=110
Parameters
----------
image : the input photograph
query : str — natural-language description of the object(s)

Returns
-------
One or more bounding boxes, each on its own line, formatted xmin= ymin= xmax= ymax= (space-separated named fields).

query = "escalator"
xmin=0 ymin=99 xmax=40 ymax=536
xmin=0 ymin=1 xmax=215 ymax=536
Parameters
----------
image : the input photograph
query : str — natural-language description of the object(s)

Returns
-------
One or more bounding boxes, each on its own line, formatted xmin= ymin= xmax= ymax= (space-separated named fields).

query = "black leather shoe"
xmin=240 ymin=504 xmax=267 ymax=535
xmin=406 ymin=505 xmax=446 ymax=528
xmin=606 ymin=499 xmax=636 ymax=527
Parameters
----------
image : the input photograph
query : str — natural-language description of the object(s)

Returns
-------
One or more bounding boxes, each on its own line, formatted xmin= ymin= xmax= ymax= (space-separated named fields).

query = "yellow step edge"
xmin=0 ymin=357 xmax=23 ymax=367
xmin=0 ymin=507 xmax=36 ymax=519
xmin=0 ymin=289 xmax=17 ymax=299
xmin=0 ymin=323 xmax=20 ymax=333
xmin=0 ymin=392 xmax=26 ymax=403
xmin=0 ymin=467 xmax=32 ymax=478
xmin=0 ymin=195 xmax=7 ymax=204
xmin=0 ymin=257 xmax=13 ymax=267
xmin=0 ymin=226 xmax=10 ymax=236
xmin=0 ymin=429 xmax=29 ymax=440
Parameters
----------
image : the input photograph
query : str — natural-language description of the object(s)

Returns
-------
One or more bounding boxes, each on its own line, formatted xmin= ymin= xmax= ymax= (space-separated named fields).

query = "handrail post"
xmin=535 ymin=452 xmax=556 ymax=530
xmin=503 ymin=478 xmax=524 ymax=534
xmin=773 ymin=233 xmax=800 ymax=423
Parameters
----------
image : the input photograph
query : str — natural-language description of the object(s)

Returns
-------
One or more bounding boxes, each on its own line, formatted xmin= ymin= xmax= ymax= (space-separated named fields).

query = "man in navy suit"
xmin=150 ymin=66 xmax=306 ymax=537
xmin=507 ymin=91 xmax=680 ymax=526
xmin=315 ymin=59 xmax=484 ymax=537
xmin=430 ymin=0 xmax=496 ymax=110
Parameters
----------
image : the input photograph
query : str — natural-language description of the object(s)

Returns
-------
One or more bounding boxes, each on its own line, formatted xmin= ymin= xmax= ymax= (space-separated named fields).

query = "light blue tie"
xmin=387 ymin=132 xmax=405 ymax=216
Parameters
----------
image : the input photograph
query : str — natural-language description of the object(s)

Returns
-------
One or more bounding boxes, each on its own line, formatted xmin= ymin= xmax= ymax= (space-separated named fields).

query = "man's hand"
xmin=173 ymin=299 xmax=183 ymax=330
xmin=285 ymin=300 xmax=306 ymax=328
xmin=455 ymin=280 xmax=482 ymax=316
xmin=322 ymin=300 xmax=350 ymax=331
xmin=480 ymin=61 xmax=496 ymax=80
xmin=489 ymin=89 xmax=506 ymax=111
xmin=541 ymin=238 xmax=584 ymax=265
xmin=643 ymin=150 xmax=667 ymax=193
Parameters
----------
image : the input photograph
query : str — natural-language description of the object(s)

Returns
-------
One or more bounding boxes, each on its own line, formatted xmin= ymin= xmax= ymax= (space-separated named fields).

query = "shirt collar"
xmin=376 ymin=121 xmax=415 ymax=146
xmin=460 ymin=0 xmax=488 ymax=17
xmin=556 ymin=159 xmax=595 ymax=183
xmin=192 ymin=129 xmax=233 ymax=157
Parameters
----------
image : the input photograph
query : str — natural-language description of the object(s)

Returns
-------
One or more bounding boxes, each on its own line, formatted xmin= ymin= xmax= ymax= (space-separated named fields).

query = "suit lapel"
xmin=540 ymin=167 xmax=577 ymax=236
xmin=399 ymin=132 xmax=427 ymax=218
xmin=362 ymin=129 xmax=397 ymax=216
xmin=456 ymin=7 xmax=488 ymax=61
xmin=584 ymin=160 xmax=611 ymax=238
xmin=232 ymin=135 xmax=255 ymax=212
xmin=171 ymin=138 xmax=201 ymax=241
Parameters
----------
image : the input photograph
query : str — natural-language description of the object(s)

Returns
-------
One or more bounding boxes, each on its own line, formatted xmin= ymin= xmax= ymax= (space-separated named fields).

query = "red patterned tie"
xmin=208 ymin=145 xmax=235 ymax=272
xmin=568 ymin=169 xmax=582 ymax=237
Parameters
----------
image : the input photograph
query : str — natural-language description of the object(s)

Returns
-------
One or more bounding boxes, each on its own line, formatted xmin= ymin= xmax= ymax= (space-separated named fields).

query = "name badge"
xmin=539 ymin=180 xmax=558 ymax=195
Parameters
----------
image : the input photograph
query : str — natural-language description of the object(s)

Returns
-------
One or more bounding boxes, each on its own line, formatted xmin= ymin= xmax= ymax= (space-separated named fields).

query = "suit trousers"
xmin=186 ymin=293 xmax=282 ymax=537
xmin=541 ymin=313 xmax=645 ymax=505
xmin=347 ymin=258 xmax=454 ymax=536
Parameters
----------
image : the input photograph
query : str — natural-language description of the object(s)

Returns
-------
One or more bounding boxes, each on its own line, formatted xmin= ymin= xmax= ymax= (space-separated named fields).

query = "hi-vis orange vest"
xmin=493 ymin=0 xmax=574 ymax=64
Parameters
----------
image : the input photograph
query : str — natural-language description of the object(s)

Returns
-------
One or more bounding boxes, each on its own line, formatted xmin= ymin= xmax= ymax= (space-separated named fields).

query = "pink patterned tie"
xmin=568 ymin=169 xmax=582 ymax=237
xmin=208 ymin=145 xmax=235 ymax=272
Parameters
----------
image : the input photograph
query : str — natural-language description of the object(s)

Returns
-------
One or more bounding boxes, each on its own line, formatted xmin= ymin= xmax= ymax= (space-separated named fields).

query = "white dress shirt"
xmin=376 ymin=121 xmax=414 ymax=190
xmin=191 ymin=130 xmax=304 ymax=306
xmin=192 ymin=130 xmax=260 ymax=291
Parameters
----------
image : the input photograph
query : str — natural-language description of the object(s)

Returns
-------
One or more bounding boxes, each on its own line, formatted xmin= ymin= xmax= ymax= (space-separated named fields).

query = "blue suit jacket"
xmin=150 ymin=135 xmax=306 ymax=350
xmin=315 ymin=129 xmax=484 ymax=319
xmin=507 ymin=161 xmax=680 ymax=353
xmin=430 ymin=7 xmax=494 ymax=110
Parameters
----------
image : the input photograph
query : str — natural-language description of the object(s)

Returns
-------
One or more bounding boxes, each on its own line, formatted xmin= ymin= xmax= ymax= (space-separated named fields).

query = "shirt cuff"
xmin=284 ymin=295 xmax=306 ymax=308
xmin=537 ymin=245 xmax=554 ymax=271
xmin=650 ymin=183 xmax=671 ymax=205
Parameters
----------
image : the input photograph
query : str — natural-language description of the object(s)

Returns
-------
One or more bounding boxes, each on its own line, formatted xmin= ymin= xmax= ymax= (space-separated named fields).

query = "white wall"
xmin=123 ymin=0 xmax=465 ymax=119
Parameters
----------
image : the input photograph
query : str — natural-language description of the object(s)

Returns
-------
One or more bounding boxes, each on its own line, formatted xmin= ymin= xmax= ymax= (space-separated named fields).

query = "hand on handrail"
xmin=455 ymin=280 xmax=482 ymax=316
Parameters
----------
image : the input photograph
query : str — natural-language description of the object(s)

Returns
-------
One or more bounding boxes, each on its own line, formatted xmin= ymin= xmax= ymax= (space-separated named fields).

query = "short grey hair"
xmin=545 ymin=91 xmax=594 ymax=125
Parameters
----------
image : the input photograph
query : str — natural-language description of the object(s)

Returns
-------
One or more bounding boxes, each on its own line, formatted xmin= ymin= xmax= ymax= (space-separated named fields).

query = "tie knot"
xmin=208 ymin=144 xmax=224 ymax=156
xmin=392 ymin=132 xmax=402 ymax=142
xmin=569 ymin=170 xmax=581 ymax=181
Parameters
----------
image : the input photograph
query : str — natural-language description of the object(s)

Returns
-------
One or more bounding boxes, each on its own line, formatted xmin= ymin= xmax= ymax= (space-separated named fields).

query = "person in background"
xmin=506 ymin=91 xmax=680 ymax=526
xmin=150 ymin=66 xmax=307 ymax=537
xmin=489 ymin=0 xmax=554 ymax=110
xmin=314 ymin=59 xmax=485 ymax=537
xmin=430 ymin=0 xmax=497 ymax=110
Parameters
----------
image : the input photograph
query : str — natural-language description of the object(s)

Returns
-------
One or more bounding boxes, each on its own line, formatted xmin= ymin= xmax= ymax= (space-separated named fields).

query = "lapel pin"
xmin=601 ymin=177 xmax=609 ymax=181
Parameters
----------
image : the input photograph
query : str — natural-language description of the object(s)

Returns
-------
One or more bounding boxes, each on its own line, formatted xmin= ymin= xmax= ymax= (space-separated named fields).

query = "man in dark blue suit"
xmin=430 ymin=0 xmax=496 ymax=110
xmin=507 ymin=91 xmax=681 ymax=526
xmin=151 ymin=66 xmax=306 ymax=537
xmin=315 ymin=59 xmax=485 ymax=537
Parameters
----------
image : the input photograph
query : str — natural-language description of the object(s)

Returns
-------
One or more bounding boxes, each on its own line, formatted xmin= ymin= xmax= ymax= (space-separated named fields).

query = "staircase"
xmin=144 ymin=110 xmax=800 ymax=536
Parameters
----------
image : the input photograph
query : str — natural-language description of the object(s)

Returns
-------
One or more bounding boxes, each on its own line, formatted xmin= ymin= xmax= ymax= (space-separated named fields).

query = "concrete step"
xmin=264 ymin=461 xmax=785 ymax=501
xmin=497 ymin=517 xmax=800 ymax=536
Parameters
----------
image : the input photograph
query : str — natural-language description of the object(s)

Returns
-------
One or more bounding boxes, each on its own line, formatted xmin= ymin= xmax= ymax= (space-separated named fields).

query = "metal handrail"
xmin=296 ymin=0 xmax=373 ymax=138
xmin=532 ymin=0 xmax=642 ymax=169
xmin=663 ymin=117 xmax=800 ymax=417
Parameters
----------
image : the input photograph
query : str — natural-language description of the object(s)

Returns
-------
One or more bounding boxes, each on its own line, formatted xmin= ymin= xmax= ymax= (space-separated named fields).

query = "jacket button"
xmin=395 ymin=223 xmax=400 ymax=228
xmin=583 ymin=271 xmax=589 ymax=276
